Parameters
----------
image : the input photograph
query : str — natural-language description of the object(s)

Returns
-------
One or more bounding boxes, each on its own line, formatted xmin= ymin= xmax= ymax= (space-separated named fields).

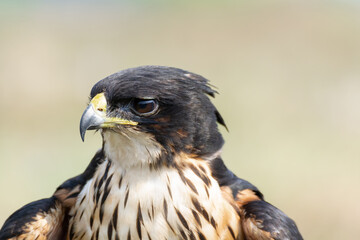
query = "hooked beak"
xmin=79 ymin=93 xmax=138 ymax=141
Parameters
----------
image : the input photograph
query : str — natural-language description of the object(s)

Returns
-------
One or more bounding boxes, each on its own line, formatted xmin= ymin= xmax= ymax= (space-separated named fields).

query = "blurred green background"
xmin=0 ymin=0 xmax=359 ymax=239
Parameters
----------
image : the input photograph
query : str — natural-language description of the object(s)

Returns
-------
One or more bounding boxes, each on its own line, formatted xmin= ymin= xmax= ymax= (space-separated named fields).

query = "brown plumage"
xmin=0 ymin=66 xmax=302 ymax=240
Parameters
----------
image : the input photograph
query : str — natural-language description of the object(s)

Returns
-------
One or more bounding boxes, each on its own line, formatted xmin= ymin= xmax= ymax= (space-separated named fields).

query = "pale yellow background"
xmin=0 ymin=1 xmax=359 ymax=239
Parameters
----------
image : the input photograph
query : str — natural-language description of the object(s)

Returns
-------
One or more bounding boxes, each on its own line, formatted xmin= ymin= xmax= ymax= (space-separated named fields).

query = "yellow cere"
xmin=102 ymin=118 xmax=138 ymax=127
xmin=91 ymin=92 xmax=107 ymax=113
xmin=91 ymin=92 xmax=138 ymax=126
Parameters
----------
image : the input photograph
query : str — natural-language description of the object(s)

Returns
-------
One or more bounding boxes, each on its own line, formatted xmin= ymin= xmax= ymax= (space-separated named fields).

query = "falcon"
xmin=0 ymin=66 xmax=303 ymax=240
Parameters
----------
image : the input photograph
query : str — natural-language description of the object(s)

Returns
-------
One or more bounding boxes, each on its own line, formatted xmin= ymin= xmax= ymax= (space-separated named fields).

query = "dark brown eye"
xmin=131 ymin=99 xmax=159 ymax=116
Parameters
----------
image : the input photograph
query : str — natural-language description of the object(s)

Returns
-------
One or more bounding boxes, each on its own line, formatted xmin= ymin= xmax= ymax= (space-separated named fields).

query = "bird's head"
xmin=80 ymin=66 xmax=227 ymax=168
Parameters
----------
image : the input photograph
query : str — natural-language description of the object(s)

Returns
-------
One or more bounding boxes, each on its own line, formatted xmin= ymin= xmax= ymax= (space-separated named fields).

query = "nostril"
xmin=97 ymin=108 xmax=104 ymax=112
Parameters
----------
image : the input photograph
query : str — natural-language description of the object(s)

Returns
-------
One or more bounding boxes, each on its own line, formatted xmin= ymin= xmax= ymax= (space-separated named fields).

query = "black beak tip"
xmin=80 ymin=129 xmax=86 ymax=142
xmin=79 ymin=105 xmax=91 ymax=142
xmin=79 ymin=104 xmax=104 ymax=142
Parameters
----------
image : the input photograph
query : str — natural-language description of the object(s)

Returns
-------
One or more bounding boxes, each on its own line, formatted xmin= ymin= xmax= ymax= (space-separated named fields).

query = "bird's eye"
xmin=131 ymin=99 xmax=159 ymax=116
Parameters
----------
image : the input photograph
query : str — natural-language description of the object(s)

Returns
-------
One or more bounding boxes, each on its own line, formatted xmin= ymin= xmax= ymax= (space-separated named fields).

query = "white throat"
xmin=102 ymin=129 xmax=163 ymax=169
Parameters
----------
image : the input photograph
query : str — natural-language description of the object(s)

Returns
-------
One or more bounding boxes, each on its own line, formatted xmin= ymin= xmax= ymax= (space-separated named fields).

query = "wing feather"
xmin=211 ymin=157 xmax=303 ymax=240
xmin=0 ymin=150 xmax=105 ymax=240
xmin=0 ymin=197 xmax=66 ymax=240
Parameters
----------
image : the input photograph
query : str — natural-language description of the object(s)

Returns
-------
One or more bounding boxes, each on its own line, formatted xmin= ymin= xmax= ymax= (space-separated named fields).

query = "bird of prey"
xmin=0 ymin=66 xmax=303 ymax=240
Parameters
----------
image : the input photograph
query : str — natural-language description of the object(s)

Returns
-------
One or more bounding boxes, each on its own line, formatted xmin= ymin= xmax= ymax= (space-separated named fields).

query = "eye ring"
xmin=130 ymin=98 xmax=159 ymax=116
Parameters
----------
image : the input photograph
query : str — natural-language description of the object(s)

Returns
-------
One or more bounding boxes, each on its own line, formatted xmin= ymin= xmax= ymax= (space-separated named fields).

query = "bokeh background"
xmin=0 ymin=0 xmax=359 ymax=239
